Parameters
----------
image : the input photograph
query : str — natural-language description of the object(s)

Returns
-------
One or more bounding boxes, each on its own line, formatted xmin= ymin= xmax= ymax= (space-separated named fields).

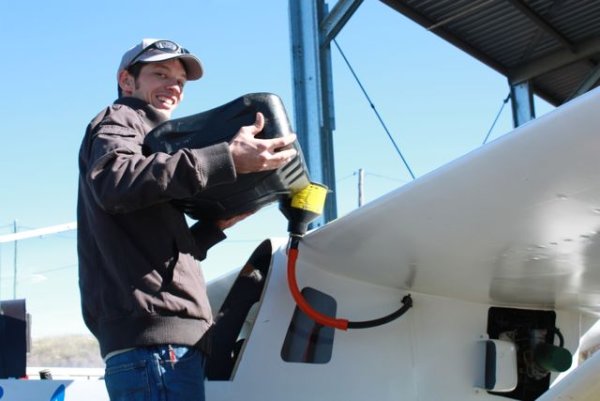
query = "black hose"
xmin=553 ymin=327 xmax=565 ymax=348
xmin=347 ymin=294 xmax=413 ymax=329
xmin=289 ymin=235 xmax=301 ymax=250
xmin=288 ymin=234 xmax=413 ymax=330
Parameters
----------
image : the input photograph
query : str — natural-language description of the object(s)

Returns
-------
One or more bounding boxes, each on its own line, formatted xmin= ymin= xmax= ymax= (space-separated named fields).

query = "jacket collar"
xmin=114 ymin=97 xmax=169 ymax=126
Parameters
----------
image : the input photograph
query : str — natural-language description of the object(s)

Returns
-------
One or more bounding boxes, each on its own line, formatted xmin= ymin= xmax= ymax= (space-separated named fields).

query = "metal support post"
xmin=510 ymin=80 xmax=535 ymax=127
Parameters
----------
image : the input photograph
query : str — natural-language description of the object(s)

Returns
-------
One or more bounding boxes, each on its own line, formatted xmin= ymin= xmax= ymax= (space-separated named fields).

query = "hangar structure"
xmin=289 ymin=0 xmax=600 ymax=224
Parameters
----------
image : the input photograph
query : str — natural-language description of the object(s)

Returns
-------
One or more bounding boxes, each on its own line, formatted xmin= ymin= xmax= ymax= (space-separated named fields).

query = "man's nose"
xmin=166 ymin=79 xmax=182 ymax=93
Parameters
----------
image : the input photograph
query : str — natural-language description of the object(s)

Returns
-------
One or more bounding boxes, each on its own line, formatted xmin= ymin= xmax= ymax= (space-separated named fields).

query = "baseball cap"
xmin=117 ymin=38 xmax=203 ymax=80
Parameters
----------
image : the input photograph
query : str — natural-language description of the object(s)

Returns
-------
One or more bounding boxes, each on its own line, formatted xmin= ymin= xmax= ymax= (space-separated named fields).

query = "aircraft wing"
xmin=202 ymin=87 xmax=600 ymax=401
xmin=299 ymin=87 xmax=600 ymax=317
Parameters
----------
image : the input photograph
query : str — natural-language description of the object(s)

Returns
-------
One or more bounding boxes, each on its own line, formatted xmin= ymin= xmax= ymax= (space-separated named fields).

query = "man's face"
xmin=125 ymin=59 xmax=187 ymax=117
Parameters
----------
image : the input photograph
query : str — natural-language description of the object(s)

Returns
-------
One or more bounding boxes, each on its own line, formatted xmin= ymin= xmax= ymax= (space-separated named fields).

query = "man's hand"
xmin=215 ymin=211 xmax=255 ymax=231
xmin=229 ymin=112 xmax=298 ymax=174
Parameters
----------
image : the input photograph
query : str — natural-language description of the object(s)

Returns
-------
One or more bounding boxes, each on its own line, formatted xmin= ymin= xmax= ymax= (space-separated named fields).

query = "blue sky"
xmin=0 ymin=1 xmax=553 ymax=338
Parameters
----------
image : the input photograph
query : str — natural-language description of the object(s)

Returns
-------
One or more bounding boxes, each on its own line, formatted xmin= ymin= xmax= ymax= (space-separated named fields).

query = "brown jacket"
xmin=77 ymin=97 xmax=236 ymax=357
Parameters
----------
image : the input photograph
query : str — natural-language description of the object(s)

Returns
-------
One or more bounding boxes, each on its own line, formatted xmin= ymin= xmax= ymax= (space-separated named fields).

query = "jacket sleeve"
xmin=85 ymin=111 xmax=237 ymax=214
xmin=189 ymin=221 xmax=227 ymax=261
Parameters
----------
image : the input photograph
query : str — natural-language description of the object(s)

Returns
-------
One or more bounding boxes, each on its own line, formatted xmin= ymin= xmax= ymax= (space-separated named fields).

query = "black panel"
xmin=487 ymin=307 xmax=557 ymax=401
xmin=0 ymin=299 xmax=27 ymax=379
xmin=281 ymin=287 xmax=336 ymax=364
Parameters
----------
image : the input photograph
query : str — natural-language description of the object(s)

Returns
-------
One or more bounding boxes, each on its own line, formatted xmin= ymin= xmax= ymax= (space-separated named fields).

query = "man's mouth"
xmin=156 ymin=95 xmax=176 ymax=107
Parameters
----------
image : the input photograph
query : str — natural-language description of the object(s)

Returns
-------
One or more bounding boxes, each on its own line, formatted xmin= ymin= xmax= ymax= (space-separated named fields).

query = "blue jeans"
xmin=104 ymin=345 xmax=206 ymax=401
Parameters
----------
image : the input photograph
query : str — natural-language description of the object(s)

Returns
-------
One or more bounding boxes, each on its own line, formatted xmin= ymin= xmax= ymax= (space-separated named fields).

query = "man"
xmin=77 ymin=38 xmax=297 ymax=401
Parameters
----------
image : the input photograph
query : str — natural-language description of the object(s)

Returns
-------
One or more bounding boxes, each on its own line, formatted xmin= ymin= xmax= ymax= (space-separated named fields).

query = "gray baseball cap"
xmin=117 ymin=38 xmax=203 ymax=80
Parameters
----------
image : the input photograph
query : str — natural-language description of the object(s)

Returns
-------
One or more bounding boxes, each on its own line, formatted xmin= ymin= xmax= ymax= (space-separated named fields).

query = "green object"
xmin=533 ymin=343 xmax=572 ymax=372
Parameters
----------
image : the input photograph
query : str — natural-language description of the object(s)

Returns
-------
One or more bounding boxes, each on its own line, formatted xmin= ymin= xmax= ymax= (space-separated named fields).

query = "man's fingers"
xmin=272 ymin=148 xmax=297 ymax=161
xmin=264 ymin=134 xmax=298 ymax=169
xmin=230 ymin=121 xmax=299 ymax=173
xmin=251 ymin=112 xmax=265 ymax=135
xmin=266 ymin=133 xmax=297 ymax=151
xmin=262 ymin=149 xmax=297 ymax=171
xmin=216 ymin=210 xmax=255 ymax=230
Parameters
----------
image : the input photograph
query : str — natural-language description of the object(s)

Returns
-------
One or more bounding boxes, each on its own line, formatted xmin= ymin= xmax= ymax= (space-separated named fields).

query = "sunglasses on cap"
xmin=128 ymin=40 xmax=190 ymax=68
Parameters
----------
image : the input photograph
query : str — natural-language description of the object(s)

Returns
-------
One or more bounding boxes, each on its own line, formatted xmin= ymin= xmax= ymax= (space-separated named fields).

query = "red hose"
xmin=287 ymin=247 xmax=349 ymax=330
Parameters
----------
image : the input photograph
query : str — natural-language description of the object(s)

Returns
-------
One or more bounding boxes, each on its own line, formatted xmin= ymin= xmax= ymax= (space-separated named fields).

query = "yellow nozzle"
xmin=291 ymin=182 xmax=328 ymax=214
xmin=280 ymin=182 xmax=328 ymax=236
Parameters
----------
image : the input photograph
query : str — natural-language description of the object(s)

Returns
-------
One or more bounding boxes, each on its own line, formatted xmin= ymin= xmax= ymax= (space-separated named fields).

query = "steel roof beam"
xmin=289 ymin=0 xmax=364 ymax=224
xmin=320 ymin=0 xmax=364 ymax=45
xmin=505 ymin=0 xmax=577 ymax=54
xmin=379 ymin=0 xmax=508 ymax=75
xmin=426 ymin=0 xmax=497 ymax=32
xmin=510 ymin=81 xmax=535 ymax=127
xmin=509 ymin=37 xmax=600 ymax=84
xmin=290 ymin=0 xmax=351 ymax=224
xmin=566 ymin=63 xmax=600 ymax=101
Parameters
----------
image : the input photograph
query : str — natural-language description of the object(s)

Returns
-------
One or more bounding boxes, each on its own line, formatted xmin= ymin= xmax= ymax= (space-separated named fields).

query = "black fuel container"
xmin=143 ymin=93 xmax=310 ymax=220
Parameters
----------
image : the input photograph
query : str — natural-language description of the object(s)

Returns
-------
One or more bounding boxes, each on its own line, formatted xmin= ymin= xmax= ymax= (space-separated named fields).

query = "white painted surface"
xmin=205 ymin=245 xmax=583 ymax=401
xmin=299 ymin=87 xmax=600 ymax=316
xmin=204 ymin=89 xmax=600 ymax=400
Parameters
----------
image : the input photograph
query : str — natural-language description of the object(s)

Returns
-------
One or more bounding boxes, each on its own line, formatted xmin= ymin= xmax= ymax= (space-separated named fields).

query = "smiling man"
xmin=77 ymin=38 xmax=297 ymax=401
xmin=116 ymin=39 xmax=194 ymax=117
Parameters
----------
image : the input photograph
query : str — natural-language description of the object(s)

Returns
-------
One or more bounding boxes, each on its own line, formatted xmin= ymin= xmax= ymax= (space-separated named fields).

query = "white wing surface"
xmin=299 ymin=87 xmax=600 ymax=316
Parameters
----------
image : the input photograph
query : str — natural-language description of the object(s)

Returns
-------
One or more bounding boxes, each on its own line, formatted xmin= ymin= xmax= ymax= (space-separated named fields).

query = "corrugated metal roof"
xmin=380 ymin=0 xmax=600 ymax=105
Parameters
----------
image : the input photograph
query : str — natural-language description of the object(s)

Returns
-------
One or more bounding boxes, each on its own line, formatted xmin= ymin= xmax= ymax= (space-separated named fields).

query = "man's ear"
xmin=118 ymin=70 xmax=135 ymax=95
